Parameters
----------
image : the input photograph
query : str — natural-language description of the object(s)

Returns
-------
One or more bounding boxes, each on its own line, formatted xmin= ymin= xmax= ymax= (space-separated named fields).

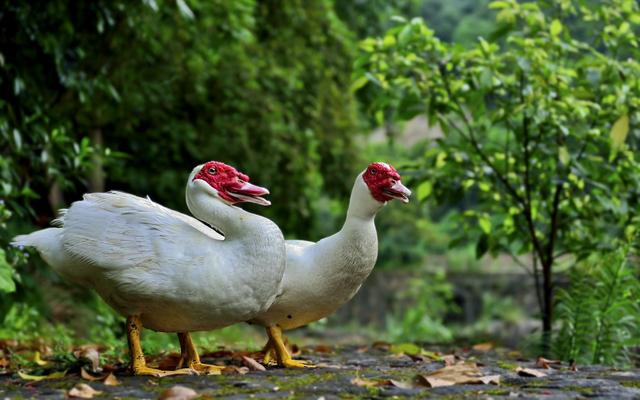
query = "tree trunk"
xmin=88 ymin=128 xmax=105 ymax=192
xmin=541 ymin=260 xmax=553 ymax=353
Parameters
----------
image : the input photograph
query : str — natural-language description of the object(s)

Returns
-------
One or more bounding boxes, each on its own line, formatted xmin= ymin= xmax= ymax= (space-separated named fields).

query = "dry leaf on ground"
xmin=73 ymin=347 xmax=101 ymax=373
xmin=103 ymin=372 xmax=120 ymax=386
xmin=68 ymin=383 xmax=102 ymax=399
xmin=371 ymin=341 xmax=391 ymax=351
xmin=157 ymin=353 xmax=181 ymax=370
xmin=158 ymin=385 xmax=198 ymax=400
xmin=472 ymin=342 xmax=494 ymax=352
xmin=313 ymin=345 xmax=333 ymax=353
xmin=352 ymin=376 xmax=431 ymax=390
xmin=242 ymin=355 xmax=266 ymax=371
xmin=18 ymin=369 xmax=67 ymax=381
xmin=516 ymin=367 xmax=547 ymax=378
xmin=416 ymin=362 xmax=500 ymax=388
xmin=442 ymin=354 xmax=457 ymax=366
xmin=536 ymin=356 xmax=562 ymax=369
xmin=80 ymin=368 xmax=102 ymax=381
xmin=290 ymin=344 xmax=301 ymax=356
xmin=0 ymin=357 xmax=10 ymax=368
xmin=351 ymin=377 xmax=383 ymax=387
xmin=222 ymin=365 xmax=249 ymax=375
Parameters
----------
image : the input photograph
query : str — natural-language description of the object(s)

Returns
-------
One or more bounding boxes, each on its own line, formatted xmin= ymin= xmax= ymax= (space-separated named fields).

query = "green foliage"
xmin=554 ymin=247 xmax=640 ymax=365
xmin=1 ymin=0 xmax=360 ymax=333
xmin=356 ymin=0 xmax=640 ymax=340
xmin=385 ymin=270 xmax=454 ymax=343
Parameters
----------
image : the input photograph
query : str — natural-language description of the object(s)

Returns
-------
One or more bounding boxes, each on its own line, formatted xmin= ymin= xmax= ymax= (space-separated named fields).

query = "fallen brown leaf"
xmin=68 ymin=383 xmax=102 ymax=399
xmin=74 ymin=347 xmax=101 ymax=373
xmin=157 ymin=353 xmax=182 ymax=370
xmin=442 ymin=354 xmax=456 ymax=366
xmin=356 ymin=345 xmax=369 ymax=353
xmin=536 ymin=356 xmax=562 ymax=369
xmin=242 ymin=356 xmax=266 ymax=371
xmin=289 ymin=344 xmax=301 ymax=356
xmin=0 ymin=340 xmax=18 ymax=350
xmin=222 ymin=365 xmax=249 ymax=375
xmin=472 ymin=342 xmax=494 ymax=352
xmin=371 ymin=341 xmax=391 ymax=351
xmin=158 ymin=385 xmax=198 ymax=400
xmin=388 ymin=379 xmax=416 ymax=389
xmin=351 ymin=376 xmax=420 ymax=390
xmin=0 ymin=357 xmax=10 ymax=368
xmin=201 ymin=350 xmax=233 ymax=358
xmin=80 ymin=368 xmax=102 ymax=381
xmin=516 ymin=367 xmax=547 ymax=378
xmin=416 ymin=362 xmax=500 ymax=388
xmin=313 ymin=345 xmax=333 ymax=353
xmin=103 ymin=372 xmax=120 ymax=386
xmin=351 ymin=376 xmax=382 ymax=387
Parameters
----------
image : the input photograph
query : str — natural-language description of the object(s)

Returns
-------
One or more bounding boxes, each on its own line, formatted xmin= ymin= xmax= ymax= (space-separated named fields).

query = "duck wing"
xmin=60 ymin=191 xmax=224 ymax=270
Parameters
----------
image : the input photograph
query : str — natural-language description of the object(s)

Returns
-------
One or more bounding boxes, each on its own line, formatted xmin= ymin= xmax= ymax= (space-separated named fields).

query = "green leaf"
xmin=416 ymin=181 xmax=433 ymax=201
xmin=489 ymin=1 xmax=511 ymax=9
xmin=478 ymin=215 xmax=492 ymax=234
xmin=610 ymin=115 xmax=629 ymax=151
xmin=550 ymin=19 xmax=563 ymax=37
xmin=0 ymin=249 xmax=16 ymax=294
xmin=18 ymin=369 xmax=67 ymax=381
xmin=559 ymin=146 xmax=570 ymax=165
xmin=350 ymin=76 xmax=368 ymax=92
xmin=398 ymin=24 xmax=413 ymax=46
xmin=390 ymin=343 xmax=422 ymax=355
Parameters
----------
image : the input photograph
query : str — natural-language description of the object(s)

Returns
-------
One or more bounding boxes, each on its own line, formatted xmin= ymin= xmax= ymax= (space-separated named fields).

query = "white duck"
xmin=250 ymin=162 xmax=411 ymax=367
xmin=12 ymin=161 xmax=285 ymax=376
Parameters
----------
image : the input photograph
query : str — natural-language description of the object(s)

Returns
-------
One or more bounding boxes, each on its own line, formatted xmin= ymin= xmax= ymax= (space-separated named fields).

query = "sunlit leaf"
xmin=559 ymin=146 xmax=570 ymax=165
xmin=417 ymin=181 xmax=433 ymax=201
xmin=550 ymin=19 xmax=563 ymax=36
xmin=610 ymin=115 xmax=629 ymax=151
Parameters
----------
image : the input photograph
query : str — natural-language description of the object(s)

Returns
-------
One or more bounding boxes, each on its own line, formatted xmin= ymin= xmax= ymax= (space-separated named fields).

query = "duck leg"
xmin=176 ymin=332 xmax=225 ymax=375
xmin=266 ymin=325 xmax=315 ymax=368
xmin=126 ymin=315 xmax=196 ymax=377
xmin=261 ymin=338 xmax=277 ymax=365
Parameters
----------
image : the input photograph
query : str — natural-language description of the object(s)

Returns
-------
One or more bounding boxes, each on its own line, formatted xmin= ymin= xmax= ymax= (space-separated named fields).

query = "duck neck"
xmin=341 ymin=173 xmax=383 ymax=231
xmin=186 ymin=188 xmax=254 ymax=239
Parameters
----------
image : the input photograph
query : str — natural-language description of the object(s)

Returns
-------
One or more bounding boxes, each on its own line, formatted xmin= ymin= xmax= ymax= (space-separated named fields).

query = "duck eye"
xmin=370 ymin=168 xmax=377 ymax=175
xmin=208 ymin=167 xmax=217 ymax=175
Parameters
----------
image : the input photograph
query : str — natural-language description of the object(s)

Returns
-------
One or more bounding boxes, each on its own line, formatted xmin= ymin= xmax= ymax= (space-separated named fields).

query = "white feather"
xmin=12 ymin=174 xmax=285 ymax=333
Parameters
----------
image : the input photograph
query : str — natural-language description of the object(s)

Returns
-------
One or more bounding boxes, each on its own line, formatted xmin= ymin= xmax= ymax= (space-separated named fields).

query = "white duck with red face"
xmin=12 ymin=161 xmax=285 ymax=377
xmin=249 ymin=162 xmax=411 ymax=367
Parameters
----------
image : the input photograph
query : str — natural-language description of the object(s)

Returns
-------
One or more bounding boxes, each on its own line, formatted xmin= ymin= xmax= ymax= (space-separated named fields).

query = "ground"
xmin=1 ymin=343 xmax=639 ymax=399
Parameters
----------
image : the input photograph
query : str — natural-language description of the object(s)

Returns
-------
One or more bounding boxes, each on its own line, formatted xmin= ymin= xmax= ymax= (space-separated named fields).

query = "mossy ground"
xmin=1 ymin=344 xmax=639 ymax=399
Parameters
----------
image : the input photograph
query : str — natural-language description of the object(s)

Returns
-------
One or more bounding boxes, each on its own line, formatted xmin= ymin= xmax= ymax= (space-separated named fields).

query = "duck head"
xmin=189 ymin=161 xmax=271 ymax=206
xmin=362 ymin=162 xmax=411 ymax=204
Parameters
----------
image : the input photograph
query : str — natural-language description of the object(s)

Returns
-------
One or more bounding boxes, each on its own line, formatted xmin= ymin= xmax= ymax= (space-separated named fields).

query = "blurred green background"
xmin=1 ymin=0 xmax=639 ymax=366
